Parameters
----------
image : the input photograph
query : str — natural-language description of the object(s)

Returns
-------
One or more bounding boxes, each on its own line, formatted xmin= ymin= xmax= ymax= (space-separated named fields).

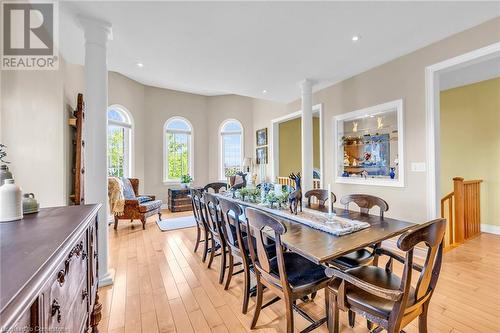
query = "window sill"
xmin=163 ymin=180 xmax=181 ymax=186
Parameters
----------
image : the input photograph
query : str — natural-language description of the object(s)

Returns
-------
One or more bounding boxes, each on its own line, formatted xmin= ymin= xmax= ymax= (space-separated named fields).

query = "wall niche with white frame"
xmin=334 ymin=99 xmax=404 ymax=187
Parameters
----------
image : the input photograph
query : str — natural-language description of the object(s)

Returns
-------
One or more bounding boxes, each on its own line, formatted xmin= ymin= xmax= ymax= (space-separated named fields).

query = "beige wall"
xmin=1 ymin=64 xmax=65 ymax=207
xmin=252 ymin=17 xmax=500 ymax=222
xmin=440 ymin=77 xmax=500 ymax=227
xmin=278 ymin=117 xmax=320 ymax=177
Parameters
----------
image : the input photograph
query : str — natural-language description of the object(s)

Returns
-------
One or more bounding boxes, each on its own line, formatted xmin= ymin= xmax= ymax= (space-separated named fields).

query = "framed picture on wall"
xmin=256 ymin=146 xmax=268 ymax=164
xmin=256 ymin=128 xmax=268 ymax=146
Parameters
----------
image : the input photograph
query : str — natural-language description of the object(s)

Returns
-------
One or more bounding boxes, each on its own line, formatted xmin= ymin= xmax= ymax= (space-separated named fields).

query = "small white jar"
xmin=0 ymin=179 xmax=23 ymax=222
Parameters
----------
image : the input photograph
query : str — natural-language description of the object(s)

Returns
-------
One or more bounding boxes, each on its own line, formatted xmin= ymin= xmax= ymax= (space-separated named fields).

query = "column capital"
xmin=299 ymin=78 xmax=315 ymax=92
xmin=78 ymin=16 xmax=113 ymax=46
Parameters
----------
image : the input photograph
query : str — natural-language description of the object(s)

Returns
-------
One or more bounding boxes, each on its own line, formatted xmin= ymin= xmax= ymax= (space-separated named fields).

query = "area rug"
xmin=156 ymin=216 xmax=196 ymax=231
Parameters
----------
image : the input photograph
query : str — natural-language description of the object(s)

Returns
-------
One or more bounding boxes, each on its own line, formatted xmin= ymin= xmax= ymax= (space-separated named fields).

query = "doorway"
xmin=270 ymin=104 xmax=324 ymax=187
xmin=426 ymin=42 xmax=500 ymax=232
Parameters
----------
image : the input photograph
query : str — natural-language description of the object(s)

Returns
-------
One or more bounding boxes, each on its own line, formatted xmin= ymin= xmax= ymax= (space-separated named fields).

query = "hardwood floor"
xmin=98 ymin=210 xmax=500 ymax=333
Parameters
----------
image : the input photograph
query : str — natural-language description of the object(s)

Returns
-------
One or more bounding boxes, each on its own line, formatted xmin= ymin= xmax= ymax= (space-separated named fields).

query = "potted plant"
xmin=0 ymin=144 xmax=12 ymax=185
xmin=180 ymin=174 xmax=193 ymax=189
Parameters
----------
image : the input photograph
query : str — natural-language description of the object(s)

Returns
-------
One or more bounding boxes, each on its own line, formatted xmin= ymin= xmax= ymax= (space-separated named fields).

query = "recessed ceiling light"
xmin=136 ymin=62 xmax=144 ymax=68
xmin=352 ymin=35 xmax=360 ymax=42
xmin=262 ymin=90 xmax=267 ymax=94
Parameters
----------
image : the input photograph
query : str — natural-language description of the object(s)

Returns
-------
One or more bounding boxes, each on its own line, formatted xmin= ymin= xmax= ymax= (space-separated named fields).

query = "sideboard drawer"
xmin=47 ymin=234 xmax=88 ymax=331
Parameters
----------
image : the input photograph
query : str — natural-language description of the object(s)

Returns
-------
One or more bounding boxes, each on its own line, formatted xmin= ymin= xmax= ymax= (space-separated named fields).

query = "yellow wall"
xmin=440 ymin=77 xmax=500 ymax=227
xmin=279 ymin=117 xmax=320 ymax=177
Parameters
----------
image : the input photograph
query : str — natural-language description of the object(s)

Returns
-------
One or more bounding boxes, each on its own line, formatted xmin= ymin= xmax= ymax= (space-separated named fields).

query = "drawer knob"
xmin=51 ymin=299 xmax=62 ymax=323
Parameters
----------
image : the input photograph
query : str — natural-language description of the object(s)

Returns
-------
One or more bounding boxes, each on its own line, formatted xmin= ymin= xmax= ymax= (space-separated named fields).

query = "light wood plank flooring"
xmin=98 ymin=211 xmax=500 ymax=333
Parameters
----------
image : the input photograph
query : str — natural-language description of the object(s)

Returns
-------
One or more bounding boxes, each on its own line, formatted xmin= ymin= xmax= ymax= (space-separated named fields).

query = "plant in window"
xmin=180 ymin=174 xmax=193 ymax=185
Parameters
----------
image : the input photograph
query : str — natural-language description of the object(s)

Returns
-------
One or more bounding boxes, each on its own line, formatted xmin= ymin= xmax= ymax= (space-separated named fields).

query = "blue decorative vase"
xmin=342 ymin=171 xmax=349 ymax=177
xmin=389 ymin=167 xmax=396 ymax=179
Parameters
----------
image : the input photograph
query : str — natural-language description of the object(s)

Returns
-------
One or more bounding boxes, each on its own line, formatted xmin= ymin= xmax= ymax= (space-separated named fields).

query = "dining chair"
xmin=330 ymin=194 xmax=390 ymax=270
xmin=325 ymin=218 xmax=446 ymax=333
xmin=245 ymin=207 xmax=330 ymax=333
xmin=218 ymin=198 xmax=276 ymax=314
xmin=304 ymin=189 xmax=336 ymax=209
xmin=190 ymin=189 xmax=210 ymax=262
xmin=204 ymin=182 xmax=228 ymax=193
xmin=203 ymin=192 xmax=227 ymax=284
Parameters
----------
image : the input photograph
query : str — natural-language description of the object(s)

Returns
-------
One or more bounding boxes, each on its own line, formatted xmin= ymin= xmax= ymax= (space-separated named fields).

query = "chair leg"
xmin=224 ymin=252 xmax=234 ymax=289
xmin=348 ymin=309 xmax=356 ymax=328
xmin=141 ymin=217 xmax=146 ymax=230
xmin=114 ymin=216 xmax=118 ymax=230
xmin=207 ymin=238 xmax=216 ymax=269
xmin=327 ymin=289 xmax=339 ymax=333
xmin=310 ymin=291 xmax=317 ymax=301
xmin=158 ymin=211 xmax=162 ymax=221
xmin=241 ymin=261 xmax=251 ymax=314
xmin=219 ymin=245 xmax=227 ymax=285
xmin=325 ymin=289 xmax=330 ymax=330
xmin=250 ymin=277 xmax=263 ymax=329
xmin=418 ymin=302 xmax=429 ymax=333
xmin=202 ymin=229 xmax=209 ymax=263
xmin=284 ymin=296 xmax=294 ymax=333
xmin=194 ymin=226 xmax=201 ymax=253
xmin=367 ymin=320 xmax=373 ymax=330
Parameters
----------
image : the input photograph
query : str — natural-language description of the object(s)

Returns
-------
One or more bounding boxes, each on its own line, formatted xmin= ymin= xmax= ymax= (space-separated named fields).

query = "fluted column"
xmin=300 ymin=79 xmax=314 ymax=192
xmin=79 ymin=16 xmax=113 ymax=286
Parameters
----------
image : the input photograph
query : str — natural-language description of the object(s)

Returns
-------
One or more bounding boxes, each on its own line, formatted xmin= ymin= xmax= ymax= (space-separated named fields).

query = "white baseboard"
xmin=481 ymin=224 xmax=500 ymax=235
xmin=161 ymin=203 xmax=168 ymax=210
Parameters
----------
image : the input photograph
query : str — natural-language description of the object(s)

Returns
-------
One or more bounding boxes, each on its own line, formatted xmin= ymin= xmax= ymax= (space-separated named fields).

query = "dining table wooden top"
xmin=213 ymin=193 xmax=417 ymax=264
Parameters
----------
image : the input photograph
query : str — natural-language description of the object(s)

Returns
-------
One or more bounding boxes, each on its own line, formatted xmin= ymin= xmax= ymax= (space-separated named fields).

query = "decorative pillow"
xmin=121 ymin=178 xmax=136 ymax=200
xmin=137 ymin=196 xmax=153 ymax=204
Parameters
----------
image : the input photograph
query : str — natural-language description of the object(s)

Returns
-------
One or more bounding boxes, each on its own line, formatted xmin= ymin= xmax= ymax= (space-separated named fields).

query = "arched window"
xmin=164 ymin=117 xmax=193 ymax=182
xmin=107 ymin=106 xmax=133 ymax=177
xmin=220 ymin=119 xmax=243 ymax=179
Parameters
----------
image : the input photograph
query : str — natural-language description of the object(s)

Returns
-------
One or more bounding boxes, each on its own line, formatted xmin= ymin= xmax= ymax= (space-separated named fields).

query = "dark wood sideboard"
xmin=0 ymin=204 xmax=102 ymax=333
xmin=168 ymin=188 xmax=194 ymax=212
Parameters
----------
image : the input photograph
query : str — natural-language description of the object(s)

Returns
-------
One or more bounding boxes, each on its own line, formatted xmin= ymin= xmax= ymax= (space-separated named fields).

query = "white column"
xmin=300 ymin=79 xmax=314 ymax=192
xmin=79 ymin=17 xmax=113 ymax=286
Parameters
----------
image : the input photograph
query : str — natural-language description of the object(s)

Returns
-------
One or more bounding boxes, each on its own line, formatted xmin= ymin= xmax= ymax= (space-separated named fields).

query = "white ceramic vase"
xmin=0 ymin=179 xmax=23 ymax=222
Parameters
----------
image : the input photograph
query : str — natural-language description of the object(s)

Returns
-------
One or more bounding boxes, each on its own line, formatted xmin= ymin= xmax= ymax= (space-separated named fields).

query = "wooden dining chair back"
xmin=304 ymin=189 xmax=336 ymax=209
xmin=218 ymin=198 xmax=256 ymax=313
xmin=204 ymin=182 xmax=228 ymax=193
xmin=245 ymin=207 xmax=287 ymax=288
xmin=245 ymin=207 xmax=329 ymax=333
xmin=203 ymin=192 xmax=227 ymax=284
xmin=190 ymin=189 xmax=210 ymax=262
xmin=340 ymin=194 xmax=389 ymax=217
xmin=326 ymin=218 xmax=447 ymax=333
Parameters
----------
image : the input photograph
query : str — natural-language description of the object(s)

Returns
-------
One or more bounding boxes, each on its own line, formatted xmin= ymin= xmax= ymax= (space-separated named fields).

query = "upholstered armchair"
xmin=114 ymin=178 xmax=163 ymax=230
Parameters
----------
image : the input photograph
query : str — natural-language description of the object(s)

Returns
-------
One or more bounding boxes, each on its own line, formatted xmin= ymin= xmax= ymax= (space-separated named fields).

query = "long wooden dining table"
xmin=213 ymin=193 xmax=416 ymax=264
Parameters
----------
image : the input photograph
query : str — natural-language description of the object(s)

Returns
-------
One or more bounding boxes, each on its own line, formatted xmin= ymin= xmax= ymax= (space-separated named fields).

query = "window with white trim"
xmin=164 ymin=117 xmax=193 ymax=182
xmin=107 ymin=106 xmax=132 ymax=177
xmin=220 ymin=120 xmax=243 ymax=179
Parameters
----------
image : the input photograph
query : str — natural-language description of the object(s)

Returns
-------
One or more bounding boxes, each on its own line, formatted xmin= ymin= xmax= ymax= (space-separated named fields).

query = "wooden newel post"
xmin=453 ymin=177 xmax=465 ymax=243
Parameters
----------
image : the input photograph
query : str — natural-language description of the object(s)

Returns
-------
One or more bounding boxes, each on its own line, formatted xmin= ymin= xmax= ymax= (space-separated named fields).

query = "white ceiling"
xmin=440 ymin=55 xmax=500 ymax=91
xmin=59 ymin=1 xmax=500 ymax=102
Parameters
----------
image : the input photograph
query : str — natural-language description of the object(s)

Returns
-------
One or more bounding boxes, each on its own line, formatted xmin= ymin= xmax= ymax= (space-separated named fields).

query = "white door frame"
xmin=425 ymin=42 xmax=500 ymax=219
xmin=270 ymin=104 xmax=324 ymax=187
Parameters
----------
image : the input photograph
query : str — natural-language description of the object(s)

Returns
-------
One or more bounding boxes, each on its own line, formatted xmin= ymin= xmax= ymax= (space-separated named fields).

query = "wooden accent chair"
xmin=330 ymin=194 xmax=390 ymax=270
xmin=114 ymin=178 xmax=162 ymax=230
xmin=245 ymin=207 xmax=330 ymax=333
xmin=203 ymin=192 xmax=228 ymax=284
xmin=191 ymin=189 xmax=210 ymax=262
xmin=325 ymin=218 xmax=446 ymax=333
xmin=218 ymin=198 xmax=276 ymax=314
xmin=203 ymin=182 xmax=228 ymax=193
xmin=304 ymin=189 xmax=336 ymax=209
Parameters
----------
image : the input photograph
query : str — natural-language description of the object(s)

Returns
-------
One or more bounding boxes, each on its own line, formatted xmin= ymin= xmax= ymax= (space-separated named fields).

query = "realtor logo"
xmin=2 ymin=1 xmax=58 ymax=70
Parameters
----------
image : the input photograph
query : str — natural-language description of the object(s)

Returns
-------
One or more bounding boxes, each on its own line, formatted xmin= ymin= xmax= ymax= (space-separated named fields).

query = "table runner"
xmin=218 ymin=193 xmax=370 ymax=236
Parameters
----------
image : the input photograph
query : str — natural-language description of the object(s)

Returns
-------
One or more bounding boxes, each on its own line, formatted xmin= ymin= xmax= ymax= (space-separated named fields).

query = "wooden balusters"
xmin=276 ymin=176 xmax=320 ymax=189
xmin=441 ymin=177 xmax=482 ymax=250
